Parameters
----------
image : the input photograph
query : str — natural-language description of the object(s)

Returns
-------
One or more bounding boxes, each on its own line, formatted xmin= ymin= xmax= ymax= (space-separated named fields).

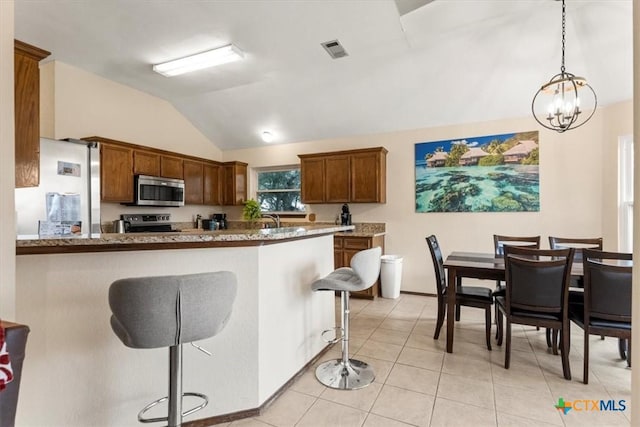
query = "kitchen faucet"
xmin=262 ymin=213 xmax=281 ymax=228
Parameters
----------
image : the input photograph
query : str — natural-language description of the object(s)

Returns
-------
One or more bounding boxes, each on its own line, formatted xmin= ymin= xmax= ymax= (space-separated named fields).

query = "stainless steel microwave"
xmin=131 ymin=175 xmax=185 ymax=207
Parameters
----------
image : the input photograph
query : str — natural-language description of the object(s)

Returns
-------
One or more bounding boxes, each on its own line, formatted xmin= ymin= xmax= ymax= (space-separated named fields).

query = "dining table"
xmin=442 ymin=251 xmax=588 ymax=353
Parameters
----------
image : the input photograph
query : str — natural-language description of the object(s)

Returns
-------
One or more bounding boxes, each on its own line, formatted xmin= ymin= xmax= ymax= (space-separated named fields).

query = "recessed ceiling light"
xmin=152 ymin=44 xmax=244 ymax=77
xmin=261 ymin=131 xmax=275 ymax=143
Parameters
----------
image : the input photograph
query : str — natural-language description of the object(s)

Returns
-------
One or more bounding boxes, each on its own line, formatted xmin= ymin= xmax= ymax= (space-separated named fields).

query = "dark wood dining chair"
xmin=549 ymin=236 xmax=604 ymax=345
xmin=494 ymin=235 xmax=542 ymax=256
xmin=569 ymin=248 xmax=632 ymax=384
xmin=492 ymin=235 xmax=541 ymax=337
xmin=426 ymin=235 xmax=494 ymax=350
xmin=495 ymin=246 xmax=574 ymax=380
xmin=549 ymin=236 xmax=603 ymax=284
xmin=548 ymin=236 xmax=603 ymax=256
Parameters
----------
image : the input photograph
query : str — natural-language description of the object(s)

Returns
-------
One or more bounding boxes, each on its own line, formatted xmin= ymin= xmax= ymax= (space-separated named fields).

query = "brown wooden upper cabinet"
xmin=134 ymin=149 xmax=186 ymax=180
xmin=221 ymin=161 xmax=248 ymax=206
xmin=14 ymin=40 xmax=50 ymax=188
xmin=160 ymin=155 xmax=183 ymax=179
xmin=203 ymin=162 xmax=221 ymax=206
xmin=89 ymin=136 xmax=244 ymax=206
xmin=100 ymin=143 xmax=133 ymax=203
xmin=325 ymin=155 xmax=351 ymax=203
xmin=299 ymin=147 xmax=387 ymax=203
xmin=183 ymin=159 xmax=204 ymax=205
xmin=350 ymin=149 xmax=387 ymax=203
xmin=133 ymin=149 xmax=160 ymax=176
xmin=299 ymin=157 xmax=325 ymax=203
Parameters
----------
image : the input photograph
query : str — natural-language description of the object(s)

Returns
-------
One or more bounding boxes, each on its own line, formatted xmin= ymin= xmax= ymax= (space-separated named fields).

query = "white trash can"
xmin=380 ymin=255 xmax=403 ymax=299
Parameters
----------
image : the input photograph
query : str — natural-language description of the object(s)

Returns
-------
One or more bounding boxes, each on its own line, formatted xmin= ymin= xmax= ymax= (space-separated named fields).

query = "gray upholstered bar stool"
xmin=109 ymin=271 xmax=237 ymax=427
xmin=311 ymin=246 xmax=382 ymax=390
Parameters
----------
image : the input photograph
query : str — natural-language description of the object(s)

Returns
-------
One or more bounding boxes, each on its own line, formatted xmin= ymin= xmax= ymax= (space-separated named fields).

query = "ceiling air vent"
xmin=321 ymin=39 xmax=348 ymax=59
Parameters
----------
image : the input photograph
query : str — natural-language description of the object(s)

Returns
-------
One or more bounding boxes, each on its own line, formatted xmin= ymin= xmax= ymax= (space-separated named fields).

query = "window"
xmin=256 ymin=167 xmax=305 ymax=213
xmin=619 ymin=135 xmax=633 ymax=252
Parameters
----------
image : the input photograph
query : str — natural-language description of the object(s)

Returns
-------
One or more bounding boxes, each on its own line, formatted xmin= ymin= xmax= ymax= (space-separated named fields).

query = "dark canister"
xmin=212 ymin=213 xmax=227 ymax=229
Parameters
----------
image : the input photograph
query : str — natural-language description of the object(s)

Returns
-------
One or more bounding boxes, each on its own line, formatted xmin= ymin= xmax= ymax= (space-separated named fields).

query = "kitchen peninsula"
xmin=15 ymin=225 xmax=352 ymax=426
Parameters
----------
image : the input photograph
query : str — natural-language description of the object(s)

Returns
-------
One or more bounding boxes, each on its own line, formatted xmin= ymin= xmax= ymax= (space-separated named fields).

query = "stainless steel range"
xmin=121 ymin=213 xmax=175 ymax=233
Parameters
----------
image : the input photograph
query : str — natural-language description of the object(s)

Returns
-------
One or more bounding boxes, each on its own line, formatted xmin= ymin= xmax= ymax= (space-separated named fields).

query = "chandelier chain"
xmin=531 ymin=0 xmax=597 ymax=132
xmin=561 ymin=0 xmax=566 ymax=73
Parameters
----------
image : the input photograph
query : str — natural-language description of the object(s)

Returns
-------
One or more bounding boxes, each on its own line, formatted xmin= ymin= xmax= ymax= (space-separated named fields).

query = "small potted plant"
xmin=242 ymin=199 xmax=262 ymax=228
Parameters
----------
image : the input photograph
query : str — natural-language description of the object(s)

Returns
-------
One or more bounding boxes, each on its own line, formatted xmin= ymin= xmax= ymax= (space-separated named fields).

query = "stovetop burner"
xmin=121 ymin=213 xmax=176 ymax=233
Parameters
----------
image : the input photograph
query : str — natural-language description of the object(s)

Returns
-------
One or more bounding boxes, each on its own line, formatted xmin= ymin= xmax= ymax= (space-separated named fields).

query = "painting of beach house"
xmin=415 ymin=131 xmax=539 ymax=213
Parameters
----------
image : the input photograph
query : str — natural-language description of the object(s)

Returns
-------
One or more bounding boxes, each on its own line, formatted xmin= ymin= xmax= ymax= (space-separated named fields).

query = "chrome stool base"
xmin=138 ymin=392 xmax=208 ymax=424
xmin=315 ymin=358 xmax=375 ymax=390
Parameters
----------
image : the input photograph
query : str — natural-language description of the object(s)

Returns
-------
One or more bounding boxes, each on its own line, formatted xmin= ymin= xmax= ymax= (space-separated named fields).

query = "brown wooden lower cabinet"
xmin=334 ymin=234 xmax=385 ymax=299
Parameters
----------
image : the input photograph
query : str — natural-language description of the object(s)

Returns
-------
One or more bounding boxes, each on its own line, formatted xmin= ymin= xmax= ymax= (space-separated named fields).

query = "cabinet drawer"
xmin=343 ymin=237 xmax=371 ymax=250
xmin=334 ymin=237 xmax=344 ymax=250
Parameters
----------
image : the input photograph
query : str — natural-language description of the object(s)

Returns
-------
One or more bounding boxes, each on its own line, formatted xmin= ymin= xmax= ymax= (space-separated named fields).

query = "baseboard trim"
xmin=400 ymin=290 xmax=436 ymax=297
xmin=184 ymin=343 xmax=333 ymax=426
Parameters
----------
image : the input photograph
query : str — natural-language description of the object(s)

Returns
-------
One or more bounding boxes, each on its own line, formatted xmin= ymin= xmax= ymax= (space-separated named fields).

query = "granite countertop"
xmin=16 ymin=224 xmax=355 ymax=254
xmin=334 ymin=231 xmax=386 ymax=237
xmin=332 ymin=222 xmax=386 ymax=237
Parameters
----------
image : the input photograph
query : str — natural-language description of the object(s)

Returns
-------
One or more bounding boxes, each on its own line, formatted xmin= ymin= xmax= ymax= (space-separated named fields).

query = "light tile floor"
xmin=223 ymin=294 xmax=631 ymax=426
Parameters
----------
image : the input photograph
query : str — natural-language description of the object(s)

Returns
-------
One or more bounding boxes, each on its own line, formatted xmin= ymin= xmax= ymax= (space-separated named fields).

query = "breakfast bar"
xmin=15 ymin=225 xmax=351 ymax=426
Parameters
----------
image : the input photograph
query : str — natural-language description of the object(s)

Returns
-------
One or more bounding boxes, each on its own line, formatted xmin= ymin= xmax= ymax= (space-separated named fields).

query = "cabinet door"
xmin=222 ymin=163 xmax=247 ymax=206
xmin=234 ymin=163 xmax=247 ymax=205
xmin=203 ymin=163 xmax=221 ymax=205
xmin=161 ymin=156 xmax=184 ymax=179
xmin=300 ymin=157 xmax=325 ymax=203
xmin=133 ymin=150 xmax=160 ymax=176
xmin=183 ymin=160 xmax=204 ymax=205
xmin=221 ymin=165 xmax=233 ymax=205
xmin=14 ymin=41 xmax=50 ymax=188
xmin=333 ymin=236 xmax=345 ymax=269
xmin=351 ymin=151 xmax=386 ymax=203
xmin=100 ymin=144 xmax=133 ymax=202
xmin=325 ymin=155 xmax=350 ymax=202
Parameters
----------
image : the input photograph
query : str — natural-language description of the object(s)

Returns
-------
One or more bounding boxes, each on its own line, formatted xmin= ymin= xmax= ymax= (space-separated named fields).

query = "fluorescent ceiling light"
xmin=153 ymin=44 xmax=244 ymax=77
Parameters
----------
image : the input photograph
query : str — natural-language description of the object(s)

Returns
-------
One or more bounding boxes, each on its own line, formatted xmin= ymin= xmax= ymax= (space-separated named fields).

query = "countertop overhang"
xmin=17 ymin=225 xmax=356 ymax=255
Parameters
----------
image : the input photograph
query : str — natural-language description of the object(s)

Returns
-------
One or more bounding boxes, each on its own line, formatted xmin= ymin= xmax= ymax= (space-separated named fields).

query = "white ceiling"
xmin=14 ymin=0 xmax=633 ymax=150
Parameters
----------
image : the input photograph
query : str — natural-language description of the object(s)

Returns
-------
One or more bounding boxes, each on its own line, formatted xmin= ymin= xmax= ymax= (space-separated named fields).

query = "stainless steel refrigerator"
xmin=14 ymin=138 xmax=100 ymax=237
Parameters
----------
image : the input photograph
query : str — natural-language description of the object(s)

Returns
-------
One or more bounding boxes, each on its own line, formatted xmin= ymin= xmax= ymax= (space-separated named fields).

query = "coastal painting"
xmin=415 ymin=131 xmax=540 ymax=213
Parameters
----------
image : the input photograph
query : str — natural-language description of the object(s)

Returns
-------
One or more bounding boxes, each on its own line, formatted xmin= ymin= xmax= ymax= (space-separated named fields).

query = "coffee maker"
xmin=212 ymin=213 xmax=227 ymax=230
xmin=340 ymin=204 xmax=352 ymax=226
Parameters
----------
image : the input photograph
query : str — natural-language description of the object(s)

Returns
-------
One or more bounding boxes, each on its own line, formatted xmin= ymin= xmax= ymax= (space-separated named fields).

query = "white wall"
xmin=0 ymin=1 xmax=16 ymax=319
xmin=225 ymin=106 xmax=632 ymax=295
xmin=40 ymin=61 xmax=228 ymax=223
xmin=41 ymin=61 xmax=223 ymax=161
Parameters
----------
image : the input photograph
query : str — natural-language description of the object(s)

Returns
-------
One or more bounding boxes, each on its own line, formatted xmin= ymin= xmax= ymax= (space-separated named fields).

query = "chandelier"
xmin=531 ymin=0 xmax=597 ymax=132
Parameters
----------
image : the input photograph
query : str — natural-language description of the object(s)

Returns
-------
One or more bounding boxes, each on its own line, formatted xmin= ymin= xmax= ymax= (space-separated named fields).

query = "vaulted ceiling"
xmin=14 ymin=0 xmax=633 ymax=150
